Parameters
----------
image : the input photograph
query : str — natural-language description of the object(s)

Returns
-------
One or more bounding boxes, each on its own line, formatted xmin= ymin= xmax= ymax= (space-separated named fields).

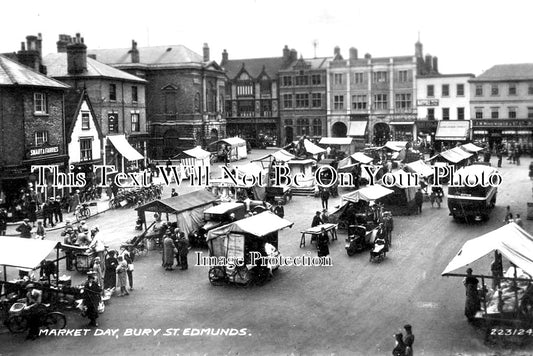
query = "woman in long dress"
xmin=162 ymin=231 xmax=175 ymax=270
xmin=116 ymin=256 xmax=129 ymax=296
xmin=103 ymin=250 xmax=118 ymax=290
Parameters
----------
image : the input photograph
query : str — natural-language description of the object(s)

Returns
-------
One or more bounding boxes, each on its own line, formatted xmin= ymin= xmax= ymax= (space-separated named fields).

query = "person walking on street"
xmin=415 ymin=189 xmax=424 ymax=215
xmin=177 ymin=232 xmax=190 ymax=270
xmin=103 ymin=250 xmax=118 ymax=292
xmin=121 ymin=249 xmax=134 ymax=291
xmin=52 ymin=196 xmax=63 ymax=224
xmin=491 ymin=251 xmax=503 ymax=290
xmin=42 ymin=199 xmax=54 ymax=228
xmin=403 ymin=324 xmax=415 ymax=356
xmin=463 ymin=268 xmax=480 ymax=322
xmin=317 ymin=227 xmax=330 ymax=258
xmin=163 ymin=230 xmax=175 ymax=270
xmin=320 ymin=187 xmax=330 ymax=210
xmin=116 ymin=255 xmax=129 ymax=296
xmin=92 ymin=257 xmax=104 ymax=289
xmin=16 ymin=218 xmax=32 ymax=238
xmin=497 ymin=150 xmax=502 ymax=168
xmin=82 ymin=272 xmax=102 ymax=327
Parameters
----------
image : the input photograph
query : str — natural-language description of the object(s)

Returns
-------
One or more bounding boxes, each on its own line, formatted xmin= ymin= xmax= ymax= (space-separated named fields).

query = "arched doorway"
xmin=210 ymin=129 xmax=219 ymax=142
xmin=332 ymin=122 xmax=347 ymax=137
xmin=373 ymin=123 xmax=390 ymax=146
xmin=285 ymin=126 xmax=294 ymax=145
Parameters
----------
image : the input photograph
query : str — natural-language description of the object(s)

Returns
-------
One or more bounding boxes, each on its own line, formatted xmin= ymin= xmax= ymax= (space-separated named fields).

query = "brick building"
xmin=326 ymin=41 xmax=436 ymax=146
xmin=0 ymin=53 xmax=69 ymax=212
xmin=89 ymin=42 xmax=226 ymax=160
xmin=221 ymin=46 xmax=296 ymax=146
xmin=469 ymin=64 xmax=533 ymax=152
xmin=278 ymin=55 xmax=331 ymax=145
xmin=43 ymin=34 xmax=148 ymax=171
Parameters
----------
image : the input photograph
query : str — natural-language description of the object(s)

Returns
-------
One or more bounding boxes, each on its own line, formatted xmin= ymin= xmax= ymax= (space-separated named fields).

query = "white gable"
xmin=68 ymin=99 xmax=102 ymax=164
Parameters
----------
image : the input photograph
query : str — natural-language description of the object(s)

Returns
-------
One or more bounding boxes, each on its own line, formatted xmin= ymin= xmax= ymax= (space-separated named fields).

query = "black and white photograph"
xmin=1 ymin=0 xmax=533 ymax=355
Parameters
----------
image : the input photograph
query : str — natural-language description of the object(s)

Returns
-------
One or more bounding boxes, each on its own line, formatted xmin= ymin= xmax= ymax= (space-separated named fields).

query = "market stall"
xmin=213 ymin=137 xmax=248 ymax=162
xmin=172 ymin=146 xmax=211 ymax=179
xmin=442 ymin=223 xmax=533 ymax=327
xmin=319 ymin=137 xmax=354 ymax=158
xmin=251 ymin=149 xmax=295 ymax=203
xmin=376 ymin=171 xmax=417 ymax=215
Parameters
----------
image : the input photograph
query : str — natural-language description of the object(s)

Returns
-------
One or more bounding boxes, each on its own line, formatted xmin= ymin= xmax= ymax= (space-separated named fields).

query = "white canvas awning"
xmin=219 ymin=137 xmax=246 ymax=146
xmin=0 ymin=237 xmax=60 ymax=269
xmin=180 ymin=146 xmax=211 ymax=159
xmin=342 ymin=185 xmax=394 ymax=203
xmin=350 ymin=152 xmax=374 ymax=164
xmin=461 ymin=143 xmax=484 ymax=153
xmin=207 ymin=211 xmax=293 ymax=241
xmin=384 ymin=141 xmax=408 ymax=151
xmin=405 ymin=160 xmax=434 ymax=178
xmin=303 ymin=139 xmax=326 ymax=155
xmin=348 ymin=121 xmax=368 ymax=137
xmin=319 ymin=137 xmax=353 ymax=145
xmin=442 ymin=223 xmax=533 ymax=277
xmin=435 ymin=121 xmax=470 ymax=141
xmin=252 ymin=149 xmax=295 ymax=163
xmin=107 ymin=134 xmax=144 ymax=161
xmin=440 ymin=147 xmax=473 ymax=163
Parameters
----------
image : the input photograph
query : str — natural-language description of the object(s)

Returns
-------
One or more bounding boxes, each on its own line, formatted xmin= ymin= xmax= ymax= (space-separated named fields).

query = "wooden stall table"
xmin=300 ymin=223 xmax=338 ymax=248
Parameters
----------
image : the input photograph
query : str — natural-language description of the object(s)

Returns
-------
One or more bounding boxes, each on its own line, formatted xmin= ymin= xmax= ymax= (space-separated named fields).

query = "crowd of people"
xmin=162 ymin=226 xmax=190 ymax=271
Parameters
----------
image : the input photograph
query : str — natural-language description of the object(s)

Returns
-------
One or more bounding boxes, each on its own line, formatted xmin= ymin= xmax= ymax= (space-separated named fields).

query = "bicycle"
xmin=5 ymin=303 xmax=67 ymax=333
xmin=75 ymin=203 xmax=91 ymax=221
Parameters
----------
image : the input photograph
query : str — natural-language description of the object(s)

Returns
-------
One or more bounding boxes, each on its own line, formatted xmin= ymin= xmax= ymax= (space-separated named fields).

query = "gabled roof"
xmin=88 ymin=45 xmax=203 ymax=65
xmin=63 ymin=88 xmax=103 ymax=143
xmin=42 ymin=53 xmax=146 ymax=83
xmin=223 ymin=56 xmax=288 ymax=80
xmin=0 ymin=54 xmax=69 ymax=88
xmin=470 ymin=64 xmax=533 ymax=81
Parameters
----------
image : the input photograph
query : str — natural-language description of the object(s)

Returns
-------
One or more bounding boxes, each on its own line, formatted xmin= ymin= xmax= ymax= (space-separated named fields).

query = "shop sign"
xmin=29 ymin=145 xmax=59 ymax=157
xmin=417 ymin=99 xmax=439 ymax=106
xmin=473 ymin=119 xmax=533 ymax=128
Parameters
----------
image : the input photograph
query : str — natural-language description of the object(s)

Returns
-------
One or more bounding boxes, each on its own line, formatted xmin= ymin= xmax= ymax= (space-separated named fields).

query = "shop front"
xmin=415 ymin=120 xmax=439 ymax=146
xmin=105 ymin=135 xmax=145 ymax=173
xmin=435 ymin=120 xmax=470 ymax=151
xmin=389 ymin=122 xmax=414 ymax=142
xmin=472 ymin=119 xmax=533 ymax=154
xmin=347 ymin=120 xmax=368 ymax=149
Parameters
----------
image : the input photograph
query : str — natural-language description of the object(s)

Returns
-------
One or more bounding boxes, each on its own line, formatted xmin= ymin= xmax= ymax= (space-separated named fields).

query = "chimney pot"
xmin=221 ymin=49 xmax=228 ymax=65
xmin=67 ymin=34 xmax=87 ymax=75
xmin=203 ymin=43 xmax=210 ymax=62
xmin=349 ymin=47 xmax=358 ymax=60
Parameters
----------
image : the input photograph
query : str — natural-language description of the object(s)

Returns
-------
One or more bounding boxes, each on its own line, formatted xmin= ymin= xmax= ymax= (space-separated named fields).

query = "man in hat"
xmin=463 ymin=268 xmax=480 ymax=322
xmin=415 ymin=188 xmax=424 ymax=215
xmin=23 ymin=284 xmax=44 ymax=340
xmin=52 ymin=195 xmax=63 ymax=224
xmin=16 ymin=219 xmax=32 ymax=239
xmin=42 ymin=198 xmax=54 ymax=228
xmin=83 ymin=272 xmax=102 ymax=327
xmin=176 ymin=232 xmax=190 ymax=270
xmin=311 ymin=211 xmax=323 ymax=228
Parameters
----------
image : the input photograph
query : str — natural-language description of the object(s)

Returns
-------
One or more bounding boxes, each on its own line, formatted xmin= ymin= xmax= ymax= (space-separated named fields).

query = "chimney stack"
xmin=131 ymin=40 xmax=139 ymax=63
xmin=57 ymin=34 xmax=72 ymax=53
xmin=17 ymin=34 xmax=41 ymax=72
xmin=432 ymin=56 xmax=439 ymax=73
xmin=203 ymin=43 xmax=210 ymax=62
xmin=290 ymin=49 xmax=297 ymax=62
xmin=364 ymin=53 xmax=372 ymax=59
xmin=425 ymin=54 xmax=433 ymax=74
xmin=283 ymin=45 xmax=290 ymax=62
xmin=221 ymin=49 xmax=228 ymax=66
xmin=67 ymin=33 xmax=87 ymax=75
xmin=349 ymin=47 xmax=358 ymax=60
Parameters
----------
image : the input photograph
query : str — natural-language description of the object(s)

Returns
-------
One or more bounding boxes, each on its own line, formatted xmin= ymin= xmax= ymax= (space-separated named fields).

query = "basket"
xmin=9 ymin=303 xmax=25 ymax=315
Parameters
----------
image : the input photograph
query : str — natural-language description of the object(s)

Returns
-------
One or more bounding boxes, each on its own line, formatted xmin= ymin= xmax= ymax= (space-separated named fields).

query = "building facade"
xmin=89 ymin=42 xmax=226 ymax=160
xmin=469 ymin=64 xmax=533 ymax=152
xmin=0 ymin=53 xmax=69 ymax=213
xmin=44 ymin=33 xmax=148 ymax=171
xmin=221 ymin=46 xmax=296 ymax=146
xmin=416 ymin=74 xmax=474 ymax=147
xmin=326 ymin=41 xmax=436 ymax=146
xmin=278 ymin=55 xmax=330 ymax=145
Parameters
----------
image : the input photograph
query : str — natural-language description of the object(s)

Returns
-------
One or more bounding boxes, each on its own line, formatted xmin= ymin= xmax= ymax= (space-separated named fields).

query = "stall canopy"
xmin=405 ymin=160 xmax=434 ymax=178
xmin=0 ymin=237 xmax=60 ymax=269
xmin=174 ymin=146 xmax=211 ymax=160
xmin=348 ymin=121 xmax=368 ymax=136
xmin=136 ymin=190 xmax=218 ymax=214
xmin=107 ymin=134 xmax=144 ymax=161
xmin=461 ymin=143 xmax=484 ymax=153
xmin=342 ymin=185 xmax=394 ymax=203
xmin=303 ymin=139 xmax=326 ymax=155
xmin=442 ymin=223 xmax=533 ymax=277
xmin=217 ymin=137 xmax=248 ymax=160
xmin=252 ymin=149 xmax=295 ymax=163
xmin=439 ymin=147 xmax=473 ymax=163
xmin=435 ymin=121 xmax=470 ymax=141
xmin=350 ymin=152 xmax=374 ymax=164
xmin=319 ymin=137 xmax=353 ymax=146
xmin=384 ymin=141 xmax=408 ymax=151
xmin=206 ymin=211 xmax=293 ymax=241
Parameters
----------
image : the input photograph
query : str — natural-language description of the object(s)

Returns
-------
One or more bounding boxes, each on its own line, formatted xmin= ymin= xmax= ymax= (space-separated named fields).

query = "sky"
xmin=1 ymin=0 xmax=532 ymax=76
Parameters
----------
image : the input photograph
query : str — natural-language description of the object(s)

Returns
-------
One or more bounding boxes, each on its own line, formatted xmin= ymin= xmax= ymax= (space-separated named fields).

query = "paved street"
xmin=1 ymin=150 xmax=533 ymax=355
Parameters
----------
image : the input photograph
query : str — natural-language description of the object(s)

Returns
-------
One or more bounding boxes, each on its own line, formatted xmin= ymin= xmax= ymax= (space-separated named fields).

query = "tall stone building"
xmin=326 ymin=40 xmax=437 ymax=146
xmin=89 ymin=42 xmax=226 ymax=159
xmin=0 ymin=53 xmax=69 ymax=211
xmin=221 ymin=46 xmax=296 ymax=146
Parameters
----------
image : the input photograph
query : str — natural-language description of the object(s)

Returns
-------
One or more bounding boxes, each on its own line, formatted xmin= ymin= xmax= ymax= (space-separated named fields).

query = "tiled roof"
xmin=42 ymin=53 xmax=146 ymax=82
xmin=63 ymin=88 xmax=102 ymax=142
xmin=470 ymin=64 xmax=533 ymax=81
xmin=0 ymin=54 xmax=69 ymax=88
xmin=223 ymin=57 xmax=289 ymax=80
xmin=88 ymin=45 xmax=203 ymax=65
xmin=280 ymin=57 xmax=332 ymax=72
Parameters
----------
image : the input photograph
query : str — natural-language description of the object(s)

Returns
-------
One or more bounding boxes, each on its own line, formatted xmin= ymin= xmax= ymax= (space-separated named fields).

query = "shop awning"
xmin=461 ymin=143 xmax=484 ymax=153
xmin=107 ymin=135 xmax=144 ymax=161
xmin=342 ymin=185 xmax=394 ymax=203
xmin=348 ymin=121 xmax=368 ymax=137
xmin=350 ymin=152 xmax=374 ymax=164
xmin=442 ymin=223 xmax=533 ymax=277
xmin=0 ymin=237 xmax=60 ymax=269
xmin=389 ymin=121 xmax=414 ymax=125
xmin=319 ymin=137 xmax=353 ymax=145
xmin=435 ymin=121 xmax=470 ymax=141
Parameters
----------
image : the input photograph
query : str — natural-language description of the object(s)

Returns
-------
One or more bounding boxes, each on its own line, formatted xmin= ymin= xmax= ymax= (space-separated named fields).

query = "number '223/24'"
xmin=490 ymin=328 xmax=533 ymax=336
